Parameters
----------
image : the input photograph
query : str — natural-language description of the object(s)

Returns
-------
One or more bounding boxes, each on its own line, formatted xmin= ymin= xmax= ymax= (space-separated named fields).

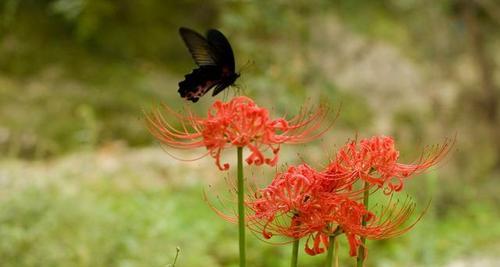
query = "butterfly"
xmin=178 ymin=27 xmax=240 ymax=103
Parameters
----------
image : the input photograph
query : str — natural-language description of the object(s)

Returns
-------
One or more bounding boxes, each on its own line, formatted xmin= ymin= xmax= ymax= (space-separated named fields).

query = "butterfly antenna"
xmin=239 ymin=59 xmax=255 ymax=74
xmin=229 ymin=60 xmax=253 ymax=98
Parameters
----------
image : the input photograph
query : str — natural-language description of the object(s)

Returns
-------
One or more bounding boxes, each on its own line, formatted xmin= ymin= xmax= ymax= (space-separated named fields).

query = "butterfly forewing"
xmin=179 ymin=27 xmax=217 ymax=66
xmin=206 ymin=29 xmax=235 ymax=72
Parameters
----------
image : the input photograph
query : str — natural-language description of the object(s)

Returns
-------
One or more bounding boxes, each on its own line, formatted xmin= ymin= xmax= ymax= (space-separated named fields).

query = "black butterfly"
xmin=178 ymin=27 xmax=240 ymax=103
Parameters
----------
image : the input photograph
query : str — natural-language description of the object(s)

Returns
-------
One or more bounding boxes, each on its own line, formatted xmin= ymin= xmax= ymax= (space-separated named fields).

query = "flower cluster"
xmin=146 ymin=96 xmax=329 ymax=170
xmin=246 ymin=135 xmax=450 ymax=257
xmin=147 ymin=94 xmax=451 ymax=265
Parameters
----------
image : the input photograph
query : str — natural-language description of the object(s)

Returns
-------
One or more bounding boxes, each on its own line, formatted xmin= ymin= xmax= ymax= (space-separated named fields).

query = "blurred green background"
xmin=1 ymin=0 xmax=500 ymax=266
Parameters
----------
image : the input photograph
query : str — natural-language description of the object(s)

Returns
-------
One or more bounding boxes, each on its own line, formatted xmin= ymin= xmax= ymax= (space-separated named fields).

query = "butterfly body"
xmin=178 ymin=27 xmax=239 ymax=102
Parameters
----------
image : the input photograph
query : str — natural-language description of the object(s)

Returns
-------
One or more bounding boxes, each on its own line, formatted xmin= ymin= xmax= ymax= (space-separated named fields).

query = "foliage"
xmin=1 ymin=150 xmax=499 ymax=267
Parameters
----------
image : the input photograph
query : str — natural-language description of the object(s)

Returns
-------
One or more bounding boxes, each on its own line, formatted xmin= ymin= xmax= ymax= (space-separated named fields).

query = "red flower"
xmin=246 ymin=160 xmax=426 ymax=257
xmin=247 ymin=164 xmax=327 ymax=239
xmin=249 ymin=181 xmax=419 ymax=257
xmin=327 ymin=136 xmax=452 ymax=193
xmin=246 ymin=164 xmax=357 ymax=255
xmin=146 ymin=96 xmax=329 ymax=170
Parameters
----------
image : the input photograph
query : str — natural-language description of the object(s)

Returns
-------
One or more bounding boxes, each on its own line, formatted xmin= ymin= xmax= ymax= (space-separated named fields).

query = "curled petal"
xmin=305 ymin=232 xmax=329 ymax=256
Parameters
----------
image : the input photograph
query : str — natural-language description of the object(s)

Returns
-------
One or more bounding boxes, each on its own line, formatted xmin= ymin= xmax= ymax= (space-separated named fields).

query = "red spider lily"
xmin=327 ymin=136 xmax=452 ymax=193
xmin=249 ymin=183 xmax=419 ymax=257
xmin=246 ymin=160 xmax=424 ymax=257
xmin=246 ymin=164 xmax=358 ymax=255
xmin=146 ymin=96 xmax=330 ymax=170
xmin=246 ymin=164 xmax=325 ymax=238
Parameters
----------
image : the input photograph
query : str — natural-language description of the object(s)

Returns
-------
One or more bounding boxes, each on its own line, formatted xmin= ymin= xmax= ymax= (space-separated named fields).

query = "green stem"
xmin=237 ymin=147 xmax=246 ymax=267
xmin=325 ymin=235 xmax=337 ymax=267
xmin=356 ymin=181 xmax=370 ymax=267
xmin=171 ymin=247 xmax=180 ymax=267
xmin=290 ymin=239 xmax=299 ymax=267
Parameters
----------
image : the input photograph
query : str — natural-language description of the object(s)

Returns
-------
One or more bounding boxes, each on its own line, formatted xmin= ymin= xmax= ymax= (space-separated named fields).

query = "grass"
xmin=1 ymin=147 xmax=499 ymax=267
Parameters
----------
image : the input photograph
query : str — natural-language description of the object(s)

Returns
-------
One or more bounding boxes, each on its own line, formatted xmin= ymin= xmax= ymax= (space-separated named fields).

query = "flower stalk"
xmin=291 ymin=239 xmax=300 ymax=267
xmin=325 ymin=235 xmax=337 ymax=267
xmin=326 ymin=227 xmax=342 ymax=267
xmin=356 ymin=181 xmax=370 ymax=267
xmin=237 ymin=147 xmax=246 ymax=267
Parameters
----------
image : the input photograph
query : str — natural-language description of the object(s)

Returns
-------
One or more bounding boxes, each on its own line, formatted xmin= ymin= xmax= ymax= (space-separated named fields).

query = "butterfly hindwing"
xmin=178 ymin=66 xmax=221 ymax=102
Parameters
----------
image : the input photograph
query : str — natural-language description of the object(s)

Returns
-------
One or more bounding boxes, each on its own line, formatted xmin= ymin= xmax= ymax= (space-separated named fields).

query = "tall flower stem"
xmin=325 ymin=235 xmax=337 ymax=267
xmin=356 ymin=181 xmax=370 ymax=267
xmin=237 ymin=147 xmax=246 ymax=267
xmin=290 ymin=239 xmax=299 ymax=267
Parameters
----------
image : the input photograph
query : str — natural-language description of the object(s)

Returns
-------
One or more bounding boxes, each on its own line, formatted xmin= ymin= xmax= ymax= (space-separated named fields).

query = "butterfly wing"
xmin=178 ymin=66 xmax=220 ymax=102
xmin=179 ymin=27 xmax=218 ymax=66
xmin=206 ymin=29 xmax=235 ymax=72
xmin=206 ymin=29 xmax=237 ymax=96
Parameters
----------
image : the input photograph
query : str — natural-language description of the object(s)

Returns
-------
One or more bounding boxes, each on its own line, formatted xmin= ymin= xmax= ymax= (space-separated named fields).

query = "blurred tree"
xmin=459 ymin=0 xmax=500 ymax=170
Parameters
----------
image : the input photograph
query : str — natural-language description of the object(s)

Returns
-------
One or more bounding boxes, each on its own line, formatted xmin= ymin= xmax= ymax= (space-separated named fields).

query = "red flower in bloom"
xmin=327 ymin=136 xmax=451 ymax=193
xmin=146 ymin=96 xmax=329 ymax=170
xmin=246 ymin=160 xmax=424 ymax=257
xmin=246 ymin=164 xmax=357 ymax=255
xmin=249 ymin=176 xmax=419 ymax=257
xmin=247 ymin=164 xmax=325 ymax=238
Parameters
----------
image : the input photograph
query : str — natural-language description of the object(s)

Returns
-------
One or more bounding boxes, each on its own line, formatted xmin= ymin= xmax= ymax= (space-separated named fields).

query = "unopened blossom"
xmin=327 ymin=136 xmax=452 ymax=193
xmin=146 ymin=96 xmax=329 ymax=170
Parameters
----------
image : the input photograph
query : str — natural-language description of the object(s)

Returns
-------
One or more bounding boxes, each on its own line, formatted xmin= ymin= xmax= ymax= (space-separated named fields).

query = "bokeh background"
xmin=1 ymin=1 xmax=500 ymax=266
